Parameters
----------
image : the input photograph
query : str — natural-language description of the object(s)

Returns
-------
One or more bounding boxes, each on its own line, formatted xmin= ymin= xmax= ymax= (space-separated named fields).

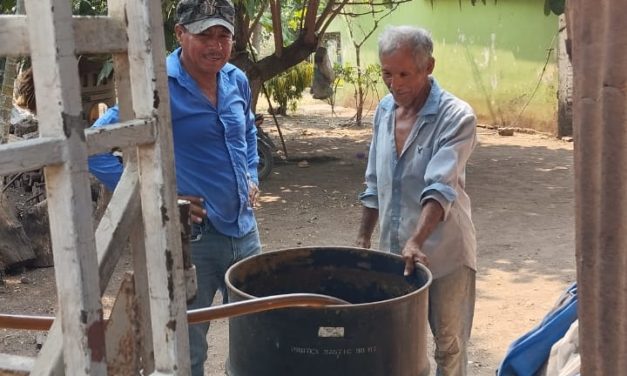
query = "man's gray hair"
xmin=378 ymin=26 xmax=433 ymax=69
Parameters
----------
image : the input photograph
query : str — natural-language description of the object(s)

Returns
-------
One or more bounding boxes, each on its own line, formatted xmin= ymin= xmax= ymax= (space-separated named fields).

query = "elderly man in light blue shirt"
xmin=356 ymin=25 xmax=477 ymax=376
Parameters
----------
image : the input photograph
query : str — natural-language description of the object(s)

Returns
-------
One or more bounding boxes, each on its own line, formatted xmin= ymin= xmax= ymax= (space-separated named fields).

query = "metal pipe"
xmin=0 ymin=293 xmax=349 ymax=331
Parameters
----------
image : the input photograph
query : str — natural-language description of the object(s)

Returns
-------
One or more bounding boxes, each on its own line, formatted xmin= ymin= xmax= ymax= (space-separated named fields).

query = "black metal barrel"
xmin=225 ymin=246 xmax=432 ymax=376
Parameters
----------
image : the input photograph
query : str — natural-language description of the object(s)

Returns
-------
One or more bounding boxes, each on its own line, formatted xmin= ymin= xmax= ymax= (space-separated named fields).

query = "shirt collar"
xmin=419 ymin=76 xmax=442 ymax=117
xmin=379 ymin=76 xmax=443 ymax=116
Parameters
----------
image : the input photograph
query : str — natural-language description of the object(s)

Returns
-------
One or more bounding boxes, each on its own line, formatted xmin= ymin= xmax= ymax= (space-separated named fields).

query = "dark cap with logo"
xmin=176 ymin=0 xmax=235 ymax=35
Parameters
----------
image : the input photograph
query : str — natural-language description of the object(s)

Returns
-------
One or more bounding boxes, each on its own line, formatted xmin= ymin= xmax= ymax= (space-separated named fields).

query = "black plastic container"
xmin=225 ymin=246 xmax=432 ymax=376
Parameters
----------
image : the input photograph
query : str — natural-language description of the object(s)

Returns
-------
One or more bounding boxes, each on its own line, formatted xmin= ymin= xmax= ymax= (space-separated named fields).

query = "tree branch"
xmin=303 ymin=0 xmax=320 ymax=45
xmin=269 ymin=0 xmax=283 ymax=57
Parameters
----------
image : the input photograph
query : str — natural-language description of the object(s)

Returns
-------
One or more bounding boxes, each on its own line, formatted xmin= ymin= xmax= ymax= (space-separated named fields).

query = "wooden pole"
xmin=568 ymin=0 xmax=627 ymax=374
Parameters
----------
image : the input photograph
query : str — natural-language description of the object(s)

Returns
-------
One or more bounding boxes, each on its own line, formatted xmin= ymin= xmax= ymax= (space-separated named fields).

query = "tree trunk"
xmin=0 ymin=192 xmax=36 ymax=272
xmin=568 ymin=0 xmax=627 ymax=374
xmin=232 ymin=33 xmax=319 ymax=87
xmin=355 ymin=46 xmax=364 ymax=127
xmin=556 ymin=15 xmax=573 ymax=138
xmin=20 ymin=200 xmax=53 ymax=267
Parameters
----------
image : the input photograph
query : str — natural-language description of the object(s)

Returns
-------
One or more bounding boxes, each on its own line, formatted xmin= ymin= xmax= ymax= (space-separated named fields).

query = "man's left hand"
xmin=401 ymin=240 xmax=429 ymax=276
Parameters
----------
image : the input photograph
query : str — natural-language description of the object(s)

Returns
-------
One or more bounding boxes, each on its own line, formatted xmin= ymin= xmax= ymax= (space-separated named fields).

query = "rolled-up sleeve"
xmin=420 ymin=111 xmax=476 ymax=220
xmin=359 ymin=107 xmax=383 ymax=210
xmin=87 ymin=106 xmax=123 ymax=191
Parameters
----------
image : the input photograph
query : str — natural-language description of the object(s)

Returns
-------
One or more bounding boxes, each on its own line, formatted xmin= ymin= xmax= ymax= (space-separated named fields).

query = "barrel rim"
xmin=224 ymin=246 xmax=433 ymax=307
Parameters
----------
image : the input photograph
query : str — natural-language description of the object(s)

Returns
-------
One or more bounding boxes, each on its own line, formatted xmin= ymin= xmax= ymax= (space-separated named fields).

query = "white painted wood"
xmin=0 ymin=16 xmax=28 ymax=56
xmin=0 ymin=138 xmax=64 ymax=176
xmin=106 ymin=0 xmax=157 ymax=369
xmin=73 ymin=17 xmax=127 ymax=54
xmin=0 ymin=15 xmax=126 ymax=57
xmin=0 ymin=354 xmax=34 ymax=375
xmin=2 ymin=0 xmax=191 ymax=374
xmin=24 ymin=0 xmax=106 ymax=374
xmin=29 ymin=164 xmax=141 ymax=375
xmin=85 ymin=118 xmax=157 ymax=155
xmin=28 ymin=321 xmax=64 ymax=376
xmin=95 ymin=162 xmax=140 ymax=293
xmin=125 ymin=0 xmax=191 ymax=373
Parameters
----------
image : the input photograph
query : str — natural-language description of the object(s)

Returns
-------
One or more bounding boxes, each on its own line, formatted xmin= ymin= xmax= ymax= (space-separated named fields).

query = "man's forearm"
xmin=357 ymin=206 xmax=379 ymax=241
xmin=407 ymin=199 xmax=444 ymax=247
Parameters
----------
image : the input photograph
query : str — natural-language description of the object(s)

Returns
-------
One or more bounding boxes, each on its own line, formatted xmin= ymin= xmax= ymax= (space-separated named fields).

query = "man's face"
xmin=380 ymin=46 xmax=434 ymax=108
xmin=175 ymin=24 xmax=233 ymax=76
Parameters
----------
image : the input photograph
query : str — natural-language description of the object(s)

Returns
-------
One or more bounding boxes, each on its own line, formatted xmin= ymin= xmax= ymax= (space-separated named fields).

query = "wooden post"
xmin=567 ymin=0 xmax=627 ymax=374
xmin=0 ymin=0 xmax=190 ymax=373
xmin=24 ymin=0 xmax=106 ymax=374
xmin=125 ymin=0 xmax=191 ymax=373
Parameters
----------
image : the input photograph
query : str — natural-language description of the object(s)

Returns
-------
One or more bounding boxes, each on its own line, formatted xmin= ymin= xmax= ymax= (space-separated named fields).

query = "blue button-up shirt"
xmin=359 ymin=78 xmax=477 ymax=278
xmin=89 ymin=48 xmax=258 ymax=238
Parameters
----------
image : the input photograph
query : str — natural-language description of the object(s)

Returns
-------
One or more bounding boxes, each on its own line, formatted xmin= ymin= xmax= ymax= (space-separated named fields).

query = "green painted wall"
xmin=327 ymin=0 xmax=559 ymax=132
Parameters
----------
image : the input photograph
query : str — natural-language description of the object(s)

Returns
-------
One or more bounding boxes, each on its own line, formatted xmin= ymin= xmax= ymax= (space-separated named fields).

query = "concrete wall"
xmin=327 ymin=0 xmax=559 ymax=133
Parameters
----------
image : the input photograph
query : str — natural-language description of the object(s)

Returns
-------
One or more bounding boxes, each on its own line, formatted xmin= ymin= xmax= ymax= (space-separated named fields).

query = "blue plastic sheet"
xmin=496 ymin=282 xmax=578 ymax=376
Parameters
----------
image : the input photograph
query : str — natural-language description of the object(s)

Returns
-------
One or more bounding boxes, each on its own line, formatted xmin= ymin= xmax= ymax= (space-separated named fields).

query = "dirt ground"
xmin=0 ymin=100 xmax=576 ymax=375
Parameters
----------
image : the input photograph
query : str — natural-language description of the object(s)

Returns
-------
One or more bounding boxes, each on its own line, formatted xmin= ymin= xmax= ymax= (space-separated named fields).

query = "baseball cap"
xmin=176 ymin=0 xmax=235 ymax=35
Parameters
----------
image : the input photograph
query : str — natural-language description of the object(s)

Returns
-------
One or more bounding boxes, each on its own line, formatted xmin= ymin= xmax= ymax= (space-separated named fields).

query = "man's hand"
xmin=356 ymin=206 xmax=378 ymax=250
xmin=179 ymin=195 xmax=206 ymax=224
xmin=401 ymin=240 xmax=429 ymax=276
xmin=248 ymin=182 xmax=260 ymax=208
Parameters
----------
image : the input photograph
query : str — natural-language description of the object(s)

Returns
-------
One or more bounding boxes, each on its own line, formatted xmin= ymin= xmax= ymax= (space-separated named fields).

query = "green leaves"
xmin=265 ymin=61 xmax=313 ymax=113
xmin=72 ymin=0 xmax=107 ymax=15
xmin=0 ymin=0 xmax=15 ymax=14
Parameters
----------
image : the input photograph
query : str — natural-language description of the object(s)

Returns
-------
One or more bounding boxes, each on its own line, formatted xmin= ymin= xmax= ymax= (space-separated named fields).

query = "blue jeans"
xmin=188 ymin=220 xmax=261 ymax=376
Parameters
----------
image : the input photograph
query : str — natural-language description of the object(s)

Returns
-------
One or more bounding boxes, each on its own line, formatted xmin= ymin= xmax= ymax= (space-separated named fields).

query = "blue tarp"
xmin=496 ymin=282 xmax=578 ymax=376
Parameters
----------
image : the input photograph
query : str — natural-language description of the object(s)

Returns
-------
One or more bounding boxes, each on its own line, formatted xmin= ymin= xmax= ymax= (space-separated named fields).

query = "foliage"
xmin=72 ymin=0 xmax=107 ymax=15
xmin=333 ymin=62 xmax=382 ymax=110
xmin=428 ymin=0 xmax=564 ymax=15
xmin=265 ymin=61 xmax=313 ymax=114
xmin=1 ymin=0 xmax=109 ymax=14
xmin=0 ymin=0 xmax=15 ymax=13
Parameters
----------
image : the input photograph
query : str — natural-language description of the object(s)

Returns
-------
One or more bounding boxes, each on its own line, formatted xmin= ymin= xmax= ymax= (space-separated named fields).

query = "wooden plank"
xmin=29 ymin=321 xmax=64 ymax=376
xmin=0 ymin=16 xmax=28 ymax=56
xmin=0 ymin=138 xmax=64 ymax=176
xmin=128 ymin=217 xmax=156 ymax=374
xmin=0 ymin=354 xmax=34 ymax=376
xmin=568 ymin=1 xmax=627 ymax=374
xmin=0 ymin=15 xmax=127 ymax=57
xmin=24 ymin=0 xmax=106 ymax=374
xmin=85 ymin=118 xmax=157 ymax=155
xmin=28 ymin=164 xmax=141 ymax=375
xmin=126 ymin=0 xmax=191 ymax=373
xmin=95 ymin=161 xmax=140 ymax=292
xmin=105 ymin=273 xmax=140 ymax=375
xmin=106 ymin=0 xmax=157 ymax=368
xmin=73 ymin=17 xmax=127 ymax=54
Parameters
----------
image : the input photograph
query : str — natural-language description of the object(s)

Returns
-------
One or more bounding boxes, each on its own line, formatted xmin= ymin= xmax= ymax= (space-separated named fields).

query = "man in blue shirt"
xmin=356 ymin=26 xmax=477 ymax=376
xmin=89 ymin=1 xmax=261 ymax=374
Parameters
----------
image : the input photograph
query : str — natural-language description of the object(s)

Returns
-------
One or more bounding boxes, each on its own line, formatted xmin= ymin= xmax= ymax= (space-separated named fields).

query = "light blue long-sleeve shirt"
xmin=89 ymin=48 xmax=258 ymax=238
xmin=359 ymin=77 xmax=477 ymax=278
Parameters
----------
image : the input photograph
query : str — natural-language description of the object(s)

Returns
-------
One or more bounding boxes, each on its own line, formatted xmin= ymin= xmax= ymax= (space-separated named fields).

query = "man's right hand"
xmin=179 ymin=195 xmax=206 ymax=224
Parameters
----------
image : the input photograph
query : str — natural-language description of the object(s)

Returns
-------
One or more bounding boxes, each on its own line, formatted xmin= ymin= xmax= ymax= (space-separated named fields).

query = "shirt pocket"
xmin=405 ymin=146 xmax=432 ymax=184
xmin=221 ymin=102 xmax=247 ymax=140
